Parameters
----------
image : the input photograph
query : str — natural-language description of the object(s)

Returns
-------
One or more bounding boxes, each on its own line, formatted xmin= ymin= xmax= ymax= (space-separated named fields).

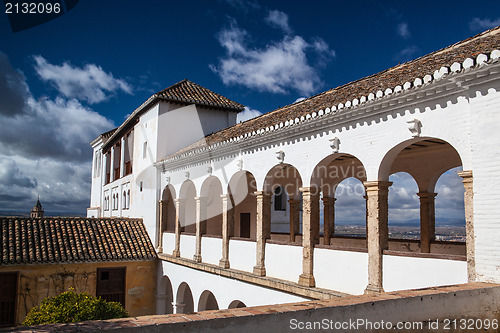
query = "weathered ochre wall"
xmin=1 ymin=259 xmax=157 ymax=325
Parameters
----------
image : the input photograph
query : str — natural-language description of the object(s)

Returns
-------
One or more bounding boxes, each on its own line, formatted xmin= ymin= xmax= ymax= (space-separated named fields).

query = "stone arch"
xmin=161 ymin=184 xmax=176 ymax=233
xmin=228 ymin=171 xmax=257 ymax=239
xmin=179 ymin=180 xmax=197 ymax=233
xmin=200 ymin=176 xmax=223 ymax=236
xmin=379 ymin=138 xmax=466 ymax=255
xmin=198 ymin=290 xmax=219 ymax=311
xmin=263 ymin=164 xmax=303 ymax=240
xmin=157 ymin=275 xmax=173 ymax=314
xmin=175 ymin=282 xmax=194 ymax=314
xmin=228 ymin=300 xmax=246 ymax=309
xmin=310 ymin=153 xmax=367 ymax=246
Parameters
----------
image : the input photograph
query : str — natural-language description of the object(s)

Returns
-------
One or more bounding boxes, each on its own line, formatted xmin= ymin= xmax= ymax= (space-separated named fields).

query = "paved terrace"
xmin=9 ymin=282 xmax=500 ymax=332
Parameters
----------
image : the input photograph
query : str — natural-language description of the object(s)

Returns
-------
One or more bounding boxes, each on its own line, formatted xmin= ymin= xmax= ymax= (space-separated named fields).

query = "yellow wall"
xmin=1 ymin=259 xmax=157 ymax=325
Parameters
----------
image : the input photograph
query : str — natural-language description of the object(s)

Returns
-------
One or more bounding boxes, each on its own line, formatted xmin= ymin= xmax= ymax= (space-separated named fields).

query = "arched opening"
xmin=179 ymin=180 xmax=197 ymax=233
xmin=310 ymin=153 xmax=367 ymax=247
xmin=388 ymin=172 xmax=420 ymax=251
xmin=200 ymin=176 xmax=223 ymax=237
xmin=228 ymin=300 xmax=246 ymax=309
xmin=158 ymin=185 xmax=176 ymax=251
xmin=228 ymin=171 xmax=257 ymax=240
xmin=380 ymin=138 xmax=465 ymax=255
xmin=175 ymin=282 xmax=194 ymax=314
xmin=157 ymin=275 xmax=173 ymax=314
xmin=434 ymin=166 xmax=465 ymax=244
xmin=198 ymin=290 xmax=219 ymax=311
xmin=333 ymin=177 xmax=367 ymax=245
xmin=263 ymin=164 xmax=303 ymax=243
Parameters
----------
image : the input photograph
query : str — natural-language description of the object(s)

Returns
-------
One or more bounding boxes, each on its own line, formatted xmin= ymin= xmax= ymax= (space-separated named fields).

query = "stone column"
xmin=364 ymin=181 xmax=392 ymax=294
xmin=220 ymin=194 xmax=234 ymax=268
xmin=458 ymin=170 xmax=475 ymax=282
xmin=364 ymin=194 xmax=368 ymax=247
xmin=322 ymin=197 xmax=336 ymax=245
xmin=417 ymin=192 xmax=437 ymax=253
xmin=173 ymin=198 xmax=185 ymax=257
xmin=120 ymin=137 xmax=125 ymax=178
xmin=253 ymin=191 xmax=271 ymax=276
xmin=174 ymin=302 xmax=185 ymax=314
xmin=298 ymin=187 xmax=319 ymax=287
xmin=110 ymin=146 xmax=115 ymax=182
xmin=193 ymin=197 xmax=205 ymax=263
xmin=288 ymin=198 xmax=300 ymax=242
xmin=157 ymin=200 xmax=167 ymax=253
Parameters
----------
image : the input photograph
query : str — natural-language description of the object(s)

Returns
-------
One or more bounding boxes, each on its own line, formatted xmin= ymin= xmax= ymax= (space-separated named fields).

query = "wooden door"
xmin=96 ymin=268 xmax=125 ymax=307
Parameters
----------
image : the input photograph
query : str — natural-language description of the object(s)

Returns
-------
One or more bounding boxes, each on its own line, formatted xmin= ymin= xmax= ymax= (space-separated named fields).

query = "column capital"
xmin=458 ymin=170 xmax=473 ymax=183
xmin=321 ymin=197 xmax=337 ymax=205
xmin=254 ymin=190 xmax=271 ymax=197
xmin=174 ymin=198 xmax=186 ymax=204
xmin=363 ymin=181 xmax=393 ymax=192
xmin=417 ymin=192 xmax=437 ymax=199
xmin=299 ymin=186 xmax=320 ymax=196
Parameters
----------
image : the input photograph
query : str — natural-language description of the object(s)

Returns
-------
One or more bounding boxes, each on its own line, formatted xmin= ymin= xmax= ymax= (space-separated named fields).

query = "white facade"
xmin=89 ymin=36 xmax=500 ymax=315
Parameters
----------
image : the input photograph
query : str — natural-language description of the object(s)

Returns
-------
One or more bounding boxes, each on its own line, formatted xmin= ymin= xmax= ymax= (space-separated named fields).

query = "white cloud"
xmin=0 ymin=51 xmax=115 ymax=216
xmin=469 ymin=17 xmax=500 ymax=31
xmin=265 ymin=10 xmax=292 ymax=34
xmin=294 ymin=97 xmax=306 ymax=103
xmin=34 ymin=56 xmax=132 ymax=104
xmin=211 ymin=19 xmax=335 ymax=95
xmin=237 ymin=106 xmax=262 ymax=123
xmin=397 ymin=22 xmax=410 ymax=38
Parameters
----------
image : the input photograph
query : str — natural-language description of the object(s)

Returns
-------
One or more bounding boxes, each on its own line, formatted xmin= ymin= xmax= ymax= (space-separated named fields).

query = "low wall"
xmin=17 ymin=283 xmax=500 ymax=332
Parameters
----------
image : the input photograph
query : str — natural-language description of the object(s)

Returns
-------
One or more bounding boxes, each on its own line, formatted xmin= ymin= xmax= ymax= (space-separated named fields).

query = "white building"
xmin=88 ymin=27 xmax=500 ymax=313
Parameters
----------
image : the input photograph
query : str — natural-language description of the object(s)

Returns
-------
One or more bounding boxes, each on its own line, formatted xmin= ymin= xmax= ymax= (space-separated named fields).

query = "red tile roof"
xmin=0 ymin=217 xmax=157 ymax=265
xmin=157 ymin=79 xmax=245 ymax=112
xmin=162 ymin=26 xmax=500 ymax=161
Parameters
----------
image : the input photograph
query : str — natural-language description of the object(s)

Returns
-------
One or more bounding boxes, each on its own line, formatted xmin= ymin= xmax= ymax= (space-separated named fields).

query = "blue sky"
xmin=0 ymin=0 xmax=498 ymax=218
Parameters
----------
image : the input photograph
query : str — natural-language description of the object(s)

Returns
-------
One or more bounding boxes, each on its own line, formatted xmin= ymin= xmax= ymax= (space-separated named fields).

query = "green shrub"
xmin=23 ymin=289 xmax=128 ymax=326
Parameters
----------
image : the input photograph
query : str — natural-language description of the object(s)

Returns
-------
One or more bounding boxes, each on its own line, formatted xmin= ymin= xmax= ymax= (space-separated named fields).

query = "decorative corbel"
xmin=276 ymin=150 xmax=285 ymax=163
xmin=407 ymin=119 xmax=422 ymax=137
xmin=330 ymin=137 xmax=340 ymax=153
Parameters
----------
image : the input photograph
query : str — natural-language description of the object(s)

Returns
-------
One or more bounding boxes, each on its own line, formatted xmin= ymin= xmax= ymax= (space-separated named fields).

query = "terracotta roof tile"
xmin=157 ymin=79 xmax=245 ymax=112
xmin=0 ymin=217 xmax=157 ymax=265
xmin=163 ymin=26 xmax=500 ymax=161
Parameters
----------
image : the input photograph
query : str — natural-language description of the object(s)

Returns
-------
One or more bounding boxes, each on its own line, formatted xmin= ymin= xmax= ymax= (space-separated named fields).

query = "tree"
xmin=23 ymin=289 xmax=128 ymax=326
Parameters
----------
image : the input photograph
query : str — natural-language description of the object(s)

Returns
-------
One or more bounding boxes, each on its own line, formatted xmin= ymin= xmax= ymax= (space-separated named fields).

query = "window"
xmin=274 ymin=186 xmax=286 ymax=211
xmin=123 ymin=191 xmax=127 ymax=209
xmin=143 ymin=141 xmax=147 ymax=159
xmin=127 ymin=190 xmax=130 ymax=208
xmin=0 ymin=272 xmax=17 ymax=327
xmin=96 ymin=268 xmax=125 ymax=307
xmin=140 ymin=181 xmax=143 ymax=192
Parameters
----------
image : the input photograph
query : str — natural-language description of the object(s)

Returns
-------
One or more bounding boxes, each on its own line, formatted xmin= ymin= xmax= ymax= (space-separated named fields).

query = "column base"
xmin=298 ymin=273 xmax=315 ymax=287
xmin=193 ymin=254 xmax=202 ymax=263
xmin=253 ymin=265 xmax=266 ymax=276
xmin=219 ymin=258 xmax=230 ymax=269
xmin=172 ymin=249 xmax=180 ymax=257
xmin=364 ymin=284 xmax=384 ymax=294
